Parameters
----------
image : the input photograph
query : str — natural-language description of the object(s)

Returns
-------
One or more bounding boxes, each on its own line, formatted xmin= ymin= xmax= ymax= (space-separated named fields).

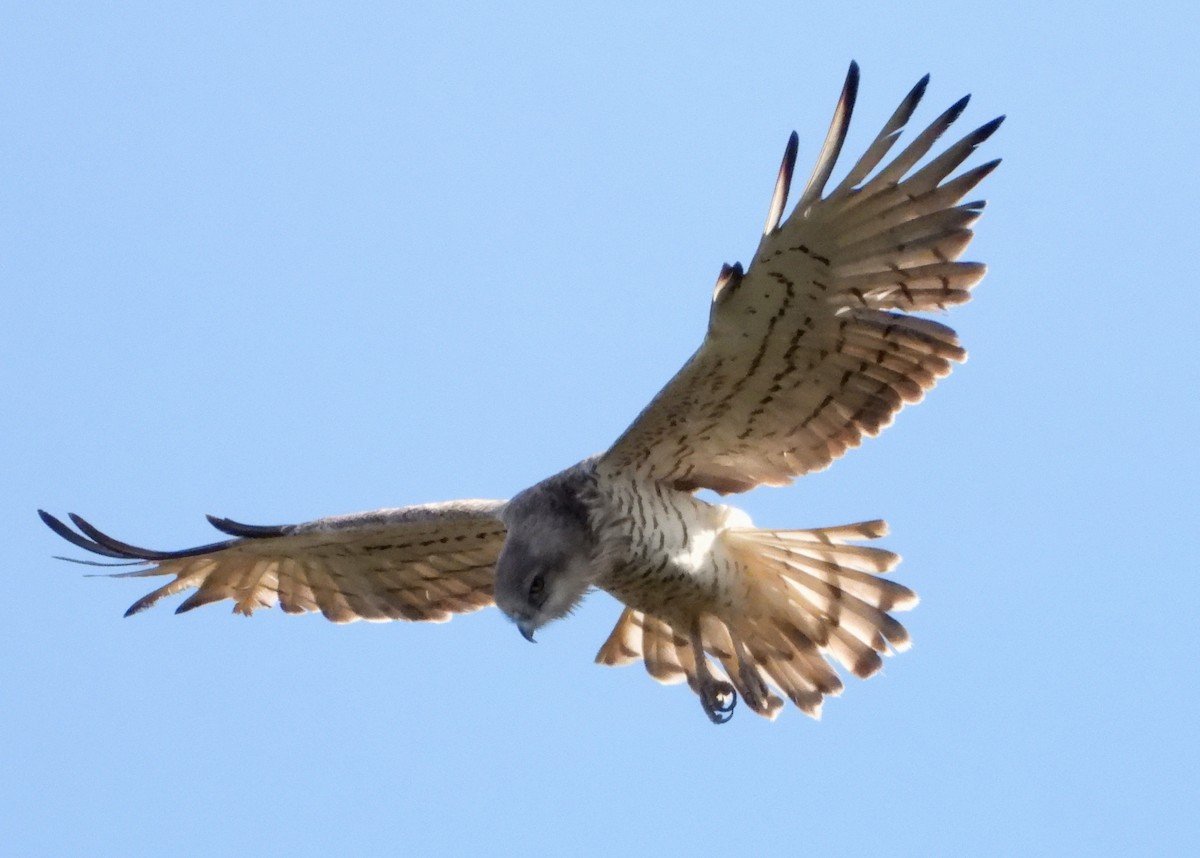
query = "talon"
xmin=689 ymin=619 xmax=738 ymax=724
xmin=700 ymin=679 xmax=737 ymax=725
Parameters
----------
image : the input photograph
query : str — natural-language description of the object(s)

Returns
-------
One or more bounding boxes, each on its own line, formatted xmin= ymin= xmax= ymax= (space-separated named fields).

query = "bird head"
xmin=492 ymin=477 xmax=596 ymax=642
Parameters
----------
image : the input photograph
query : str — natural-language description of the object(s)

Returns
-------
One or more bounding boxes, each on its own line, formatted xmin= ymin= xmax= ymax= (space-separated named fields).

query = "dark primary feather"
xmin=205 ymin=515 xmax=294 ymax=539
xmin=39 ymin=509 xmax=236 ymax=560
xmin=827 ymin=73 xmax=929 ymax=199
xmin=762 ymin=132 xmax=799 ymax=235
xmin=792 ymin=59 xmax=859 ymax=214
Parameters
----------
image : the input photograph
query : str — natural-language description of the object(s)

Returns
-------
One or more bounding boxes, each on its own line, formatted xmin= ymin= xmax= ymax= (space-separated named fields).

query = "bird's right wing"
xmin=40 ymin=500 xmax=508 ymax=623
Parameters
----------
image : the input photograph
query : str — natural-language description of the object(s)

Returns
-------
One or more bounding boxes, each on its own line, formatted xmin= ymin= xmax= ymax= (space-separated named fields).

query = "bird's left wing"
xmin=600 ymin=63 xmax=1002 ymax=494
xmin=40 ymin=500 xmax=508 ymax=622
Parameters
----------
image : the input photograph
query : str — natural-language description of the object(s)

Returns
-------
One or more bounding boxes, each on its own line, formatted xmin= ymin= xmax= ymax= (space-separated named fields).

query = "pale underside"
xmin=42 ymin=62 xmax=999 ymax=722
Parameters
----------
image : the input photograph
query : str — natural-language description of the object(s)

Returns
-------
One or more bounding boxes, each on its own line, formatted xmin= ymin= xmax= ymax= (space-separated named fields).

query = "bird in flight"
xmin=41 ymin=63 xmax=1001 ymax=723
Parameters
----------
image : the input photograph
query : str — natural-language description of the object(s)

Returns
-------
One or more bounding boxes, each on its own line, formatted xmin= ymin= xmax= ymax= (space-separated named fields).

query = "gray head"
xmin=493 ymin=473 xmax=597 ymax=642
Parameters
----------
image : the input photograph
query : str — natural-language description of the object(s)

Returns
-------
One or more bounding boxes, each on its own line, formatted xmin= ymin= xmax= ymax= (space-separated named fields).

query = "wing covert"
xmin=600 ymin=63 xmax=1001 ymax=494
xmin=40 ymin=500 xmax=508 ymax=623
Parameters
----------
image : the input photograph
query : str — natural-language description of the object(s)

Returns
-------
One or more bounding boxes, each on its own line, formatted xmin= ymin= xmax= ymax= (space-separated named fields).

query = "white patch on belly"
xmin=669 ymin=502 xmax=753 ymax=585
xmin=672 ymin=526 xmax=717 ymax=573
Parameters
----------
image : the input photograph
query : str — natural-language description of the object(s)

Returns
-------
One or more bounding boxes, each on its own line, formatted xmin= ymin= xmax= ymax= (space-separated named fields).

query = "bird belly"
xmin=591 ymin=475 xmax=749 ymax=624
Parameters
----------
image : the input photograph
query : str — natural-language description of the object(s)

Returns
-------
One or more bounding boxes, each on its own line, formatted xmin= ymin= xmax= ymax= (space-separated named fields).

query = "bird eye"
xmin=529 ymin=574 xmax=545 ymax=600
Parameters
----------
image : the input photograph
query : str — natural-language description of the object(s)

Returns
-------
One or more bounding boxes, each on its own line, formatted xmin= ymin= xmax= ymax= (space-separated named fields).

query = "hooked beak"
xmin=517 ymin=620 xmax=536 ymax=643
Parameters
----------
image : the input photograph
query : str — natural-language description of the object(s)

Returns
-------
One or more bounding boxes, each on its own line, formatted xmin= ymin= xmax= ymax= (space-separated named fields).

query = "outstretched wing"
xmin=600 ymin=63 xmax=1002 ymax=494
xmin=40 ymin=500 xmax=508 ymax=623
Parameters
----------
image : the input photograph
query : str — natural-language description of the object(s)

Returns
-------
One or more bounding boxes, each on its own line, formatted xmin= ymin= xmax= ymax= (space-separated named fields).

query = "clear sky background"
xmin=4 ymin=2 xmax=1197 ymax=855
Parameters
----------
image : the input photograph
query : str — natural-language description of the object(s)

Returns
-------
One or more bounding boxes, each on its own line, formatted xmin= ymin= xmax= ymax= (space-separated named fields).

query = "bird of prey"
xmin=41 ymin=63 xmax=1001 ymax=723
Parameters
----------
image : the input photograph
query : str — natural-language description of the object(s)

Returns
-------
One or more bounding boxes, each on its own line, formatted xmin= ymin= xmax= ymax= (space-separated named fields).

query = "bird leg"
xmin=690 ymin=620 xmax=736 ymax=724
xmin=734 ymin=638 xmax=783 ymax=719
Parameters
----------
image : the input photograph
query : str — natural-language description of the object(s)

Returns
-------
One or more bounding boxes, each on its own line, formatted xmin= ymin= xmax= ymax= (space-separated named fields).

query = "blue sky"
xmin=4 ymin=2 xmax=1197 ymax=855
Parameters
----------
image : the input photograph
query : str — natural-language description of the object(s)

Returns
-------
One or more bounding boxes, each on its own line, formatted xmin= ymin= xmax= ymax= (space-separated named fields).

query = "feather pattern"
xmin=39 ymin=502 xmax=507 ymax=622
xmin=595 ymin=518 xmax=914 ymax=721
xmin=599 ymin=64 xmax=1002 ymax=495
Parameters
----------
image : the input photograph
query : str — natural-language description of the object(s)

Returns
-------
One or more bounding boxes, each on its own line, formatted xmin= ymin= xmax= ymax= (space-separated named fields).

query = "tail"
xmin=595 ymin=520 xmax=917 ymax=721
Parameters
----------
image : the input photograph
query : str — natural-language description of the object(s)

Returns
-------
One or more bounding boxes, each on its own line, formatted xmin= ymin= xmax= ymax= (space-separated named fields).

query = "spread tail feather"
xmin=594 ymin=519 xmax=916 ymax=721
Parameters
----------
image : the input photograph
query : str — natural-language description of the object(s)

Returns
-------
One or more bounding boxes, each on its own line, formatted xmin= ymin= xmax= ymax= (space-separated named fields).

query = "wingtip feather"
xmin=792 ymin=62 xmax=860 ymax=213
xmin=205 ymin=514 xmax=291 ymax=539
xmin=763 ymin=131 xmax=799 ymax=235
xmin=845 ymin=59 xmax=861 ymax=88
xmin=946 ymin=93 xmax=971 ymax=123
